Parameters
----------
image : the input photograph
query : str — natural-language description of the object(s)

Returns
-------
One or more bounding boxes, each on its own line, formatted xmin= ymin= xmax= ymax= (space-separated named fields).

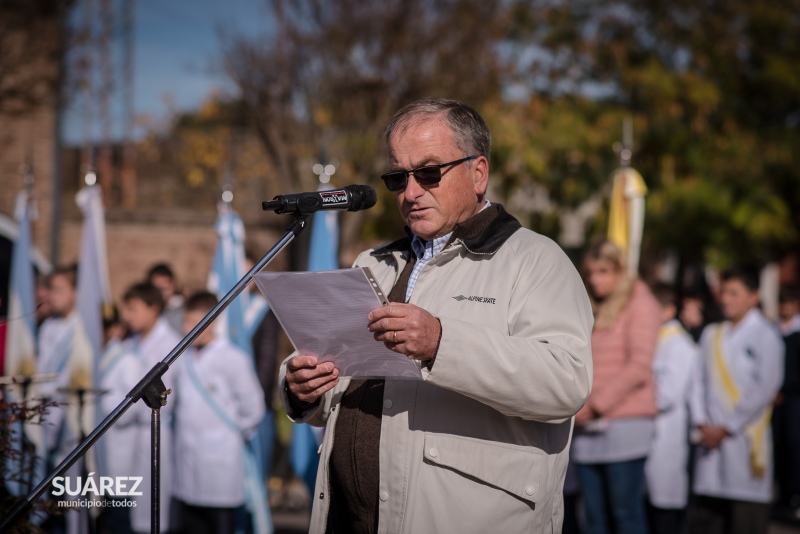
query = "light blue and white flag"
xmin=208 ymin=205 xmax=254 ymax=354
xmin=69 ymin=186 xmax=112 ymax=504
xmin=291 ymin=187 xmax=339 ymax=495
xmin=4 ymin=190 xmax=37 ymax=378
xmin=3 ymin=189 xmax=43 ymax=499
xmin=208 ymin=203 xmax=273 ymax=533
xmin=75 ymin=185 xmax=111 ymax=374
xmin=306 ymin=195 xmax=340 ymax=273
xmin=208 ymin=203 xmax=271 ymax=359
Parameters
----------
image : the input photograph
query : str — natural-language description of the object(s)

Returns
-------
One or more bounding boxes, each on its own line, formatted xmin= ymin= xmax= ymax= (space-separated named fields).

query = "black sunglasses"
xmin=380 ymin=155 xmax=478 ymax=192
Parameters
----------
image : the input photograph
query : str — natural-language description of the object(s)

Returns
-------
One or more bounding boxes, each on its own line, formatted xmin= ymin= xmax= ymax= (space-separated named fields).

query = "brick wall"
xmin=0 ymin=106 xmax=57 ymax=259
xmin=56 ymin=213 xmax=289 ymax=305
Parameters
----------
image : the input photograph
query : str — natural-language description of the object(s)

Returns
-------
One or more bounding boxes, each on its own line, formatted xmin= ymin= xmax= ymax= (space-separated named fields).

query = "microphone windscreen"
xmin=345 ymin=185 xmax=378 ymax=212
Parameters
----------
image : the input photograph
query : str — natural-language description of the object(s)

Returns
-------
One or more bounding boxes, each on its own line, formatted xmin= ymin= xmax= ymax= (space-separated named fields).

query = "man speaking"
xmin=280 ymin=98 xmax=593 ymax=533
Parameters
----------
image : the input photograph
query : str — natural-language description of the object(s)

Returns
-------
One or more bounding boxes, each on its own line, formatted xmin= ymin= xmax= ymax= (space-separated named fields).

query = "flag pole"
xmin=17 ymin=160 xmax=36 ymax=496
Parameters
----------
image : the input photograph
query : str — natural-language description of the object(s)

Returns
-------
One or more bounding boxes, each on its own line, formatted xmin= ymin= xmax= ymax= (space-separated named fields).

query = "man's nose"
xmin=403 ymin=174 xmax=426 ymax=201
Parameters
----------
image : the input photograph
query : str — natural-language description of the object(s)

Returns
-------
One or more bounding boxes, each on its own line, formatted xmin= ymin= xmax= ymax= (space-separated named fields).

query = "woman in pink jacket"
xmin=573 ymin=240 xmax=661 ymax=534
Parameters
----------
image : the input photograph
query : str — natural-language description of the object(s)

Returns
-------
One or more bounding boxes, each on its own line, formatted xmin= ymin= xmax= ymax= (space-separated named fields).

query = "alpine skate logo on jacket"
xmin=452 ymin=295 xmax=496 ymax=304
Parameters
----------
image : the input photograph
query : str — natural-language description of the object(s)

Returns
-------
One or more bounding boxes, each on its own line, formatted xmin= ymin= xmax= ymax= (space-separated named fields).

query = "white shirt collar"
xmin=725 ymin=307 xmax=761 ymax=334
xmin=410 ymin=200 xmax=492 ymax=259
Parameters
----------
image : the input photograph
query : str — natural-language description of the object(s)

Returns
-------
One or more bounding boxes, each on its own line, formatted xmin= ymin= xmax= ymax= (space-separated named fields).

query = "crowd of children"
xmin=566 ymin=240 xmax=798 ymax=534
xmin=28 ymin=263 xmax=274 ymax=534
xmin=11 ymin=245 xmax=800 ymax=534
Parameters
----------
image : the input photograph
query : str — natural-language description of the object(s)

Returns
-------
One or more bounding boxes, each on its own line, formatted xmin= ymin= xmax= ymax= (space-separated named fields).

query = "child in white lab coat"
xmin=689 ymin=266 xmax=784 ymax=534
xmin=645 ymin=283 xmax=697 ymax=534
xmin=95 ymin=304 xmax=138 ymax=534
xmin=173 ymin=291 xmax=266 ymax=534
xmin=119 ymin=282 xmax=182 ymax=533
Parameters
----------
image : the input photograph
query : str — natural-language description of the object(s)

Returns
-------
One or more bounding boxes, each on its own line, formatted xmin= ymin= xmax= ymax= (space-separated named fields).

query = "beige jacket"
xmin=279 ymin=206 xmax=593 ymax=534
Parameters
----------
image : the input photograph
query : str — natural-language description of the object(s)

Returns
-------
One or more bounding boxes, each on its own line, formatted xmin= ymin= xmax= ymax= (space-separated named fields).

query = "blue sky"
xmin=62 ymin=0 xmax=273 ymax=145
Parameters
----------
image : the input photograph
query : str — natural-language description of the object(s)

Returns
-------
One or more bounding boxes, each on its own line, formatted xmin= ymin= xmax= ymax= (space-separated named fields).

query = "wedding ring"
xmin=393 ymin=331 xmax=397 ymax=343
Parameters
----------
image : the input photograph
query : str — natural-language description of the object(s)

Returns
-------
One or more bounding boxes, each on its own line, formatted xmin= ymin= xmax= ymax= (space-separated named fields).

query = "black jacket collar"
xmin=371 ymin=203 xmax=521 ymax=257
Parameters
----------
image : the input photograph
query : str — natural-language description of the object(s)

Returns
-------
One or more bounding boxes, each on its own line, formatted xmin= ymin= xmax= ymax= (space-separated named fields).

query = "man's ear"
xmin=472 ymin=156 xmax=489 ymax=198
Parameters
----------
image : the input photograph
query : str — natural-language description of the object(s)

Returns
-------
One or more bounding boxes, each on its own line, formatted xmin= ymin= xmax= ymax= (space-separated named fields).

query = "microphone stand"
xmin=0 ymin=214 xmax=310 ymax=533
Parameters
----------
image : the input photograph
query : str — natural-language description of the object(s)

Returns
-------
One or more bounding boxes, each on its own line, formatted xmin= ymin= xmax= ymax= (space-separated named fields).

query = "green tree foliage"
xmin=222 ymin=0 xmax=800 ymax=266
xmin=506 ymin=0 xmax=800 ymax=265
xmin=221 ymin=0 xmax=509 ymax=257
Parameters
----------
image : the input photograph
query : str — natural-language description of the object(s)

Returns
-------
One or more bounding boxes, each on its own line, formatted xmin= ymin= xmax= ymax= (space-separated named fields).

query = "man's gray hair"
xmin=384 ymin=98 xmax=491 ymax=160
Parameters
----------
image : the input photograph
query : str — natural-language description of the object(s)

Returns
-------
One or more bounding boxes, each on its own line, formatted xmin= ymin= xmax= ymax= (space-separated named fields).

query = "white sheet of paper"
xmin=253 ymin=268 xmax=422 ymax=380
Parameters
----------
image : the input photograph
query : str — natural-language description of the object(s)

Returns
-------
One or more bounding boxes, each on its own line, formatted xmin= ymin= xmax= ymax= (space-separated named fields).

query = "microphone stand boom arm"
xmin=0 ymin=215 xmax=309 ymax=532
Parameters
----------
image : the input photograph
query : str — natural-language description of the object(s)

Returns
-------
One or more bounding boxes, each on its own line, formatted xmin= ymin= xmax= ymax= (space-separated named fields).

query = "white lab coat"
xmin=95 ymin=340 xmax=142 ymax=481
xmin=37 ymin=315 xmax=74 ymax=395
xmin=127 ymin=319 xmax=182 ymax=533
xmin=37 ymin=313 xmax=96 ymax=534
xmin=37 ymin=314 xmax=76 ymax=452
xmin=35 ymin=312 xmax=94 ymax=458
xmin=689 ymin=309 xmax=784 ymax=503
xmin=173 ymin=336 xmax=265 ymax=507
xmin=645 ymin=320 xmax=697 ymax=508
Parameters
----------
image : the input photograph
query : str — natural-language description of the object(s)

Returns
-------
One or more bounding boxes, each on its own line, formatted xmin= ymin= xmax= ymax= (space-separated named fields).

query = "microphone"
xmin=262 ymin=185 xmax=377 ymax=215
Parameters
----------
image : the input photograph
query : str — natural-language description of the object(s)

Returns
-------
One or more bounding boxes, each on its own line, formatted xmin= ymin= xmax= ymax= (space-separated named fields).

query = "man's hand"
xmin=286 ymin=355 xmax=339 ymax=404
xmin=368 ymin=303 xmax=441 ymax=361
xmin=698 ymin=424 xmax=730 ymax=449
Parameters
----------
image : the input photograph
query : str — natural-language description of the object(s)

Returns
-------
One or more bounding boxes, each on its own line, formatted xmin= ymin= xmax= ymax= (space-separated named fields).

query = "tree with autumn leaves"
xmin=211 ymin=0 xmax=800 ymax=270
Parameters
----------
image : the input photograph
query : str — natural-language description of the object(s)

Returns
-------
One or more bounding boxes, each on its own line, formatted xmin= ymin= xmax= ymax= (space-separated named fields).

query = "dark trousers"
xmin=96 ymin=498 xmax=134 ymax=534
xmin=563 ymin=492 xmax=582 ymax=534
xmin=176 ymin=500 xmax=237 ymax=534
xmin=577 ymin=457 xmax=649 ymax=534
xmin=647 ymin=503 xmax=686 ymax=534
xmin=774 ymin=394 xmax=800 ymax=505
xmin=690 ymin=495 xmax=770 ymax=534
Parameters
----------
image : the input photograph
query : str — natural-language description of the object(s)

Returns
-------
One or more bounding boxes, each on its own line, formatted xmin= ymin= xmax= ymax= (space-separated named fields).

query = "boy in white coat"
xmin=645 ymin=283 xmax=697 ymax=534
xmin=95 ymin=305 xmax=138 ymax=534
xmin=173 ymin=291 xmax=266 ymax=534
xmin=689 ymin=266 xmax=784 ymax=534
xmin=120 ymin=282 xmax=182 ymax=533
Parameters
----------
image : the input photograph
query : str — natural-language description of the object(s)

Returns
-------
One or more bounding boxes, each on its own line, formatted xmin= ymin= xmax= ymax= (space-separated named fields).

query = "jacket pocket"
xmin=422 ymin=432 xmax=543 ymax=504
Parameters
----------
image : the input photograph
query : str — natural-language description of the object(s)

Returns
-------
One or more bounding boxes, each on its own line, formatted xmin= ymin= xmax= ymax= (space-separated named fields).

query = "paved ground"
xmin=273 ymin=512 xmax=799 ymax=534
xmin=270 ymin=479 xmax=800 ymax=534
xmin=771 ymin=522 xmax=800 ymax=534
xmin=274 ymin=514 xmax=799 ymax=534
xmin=273 ymin=510 xmax=310 ymax=534
xmin=772 ymin=508 xmax=800 ymax=534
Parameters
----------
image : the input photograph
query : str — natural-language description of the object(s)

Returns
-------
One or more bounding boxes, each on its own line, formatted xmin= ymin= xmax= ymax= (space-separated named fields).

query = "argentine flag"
xmin=208 ymin=203 xmax=273 ymax=534
xmin=75 ymin=185 xmax=111 ymax=369
xmin=74 ymin=185 xmax=112 ymax=485
xmin=3 ymin=189 xmax=44 ymax=498
xmin=4 ymin=190 xmax=37 ymax=378
xmin=208 ymin=205 xmax=253 ymax=353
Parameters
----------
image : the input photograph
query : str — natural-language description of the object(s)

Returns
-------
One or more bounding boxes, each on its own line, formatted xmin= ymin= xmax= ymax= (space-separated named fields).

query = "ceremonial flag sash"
xmin=711 ymin=325 xmax=771 ymax=478
xmin=185 ymin=353 xmax=272 ymax=534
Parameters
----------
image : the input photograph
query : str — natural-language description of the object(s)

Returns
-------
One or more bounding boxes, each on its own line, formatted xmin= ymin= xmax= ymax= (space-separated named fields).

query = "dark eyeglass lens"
xmin=383 ymin=172 xmax=407 ymax=191
xmin=382 ymin=166 xmax=444 ymax=191
xmin=414 ymin=167 xmax=442 ymax=185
